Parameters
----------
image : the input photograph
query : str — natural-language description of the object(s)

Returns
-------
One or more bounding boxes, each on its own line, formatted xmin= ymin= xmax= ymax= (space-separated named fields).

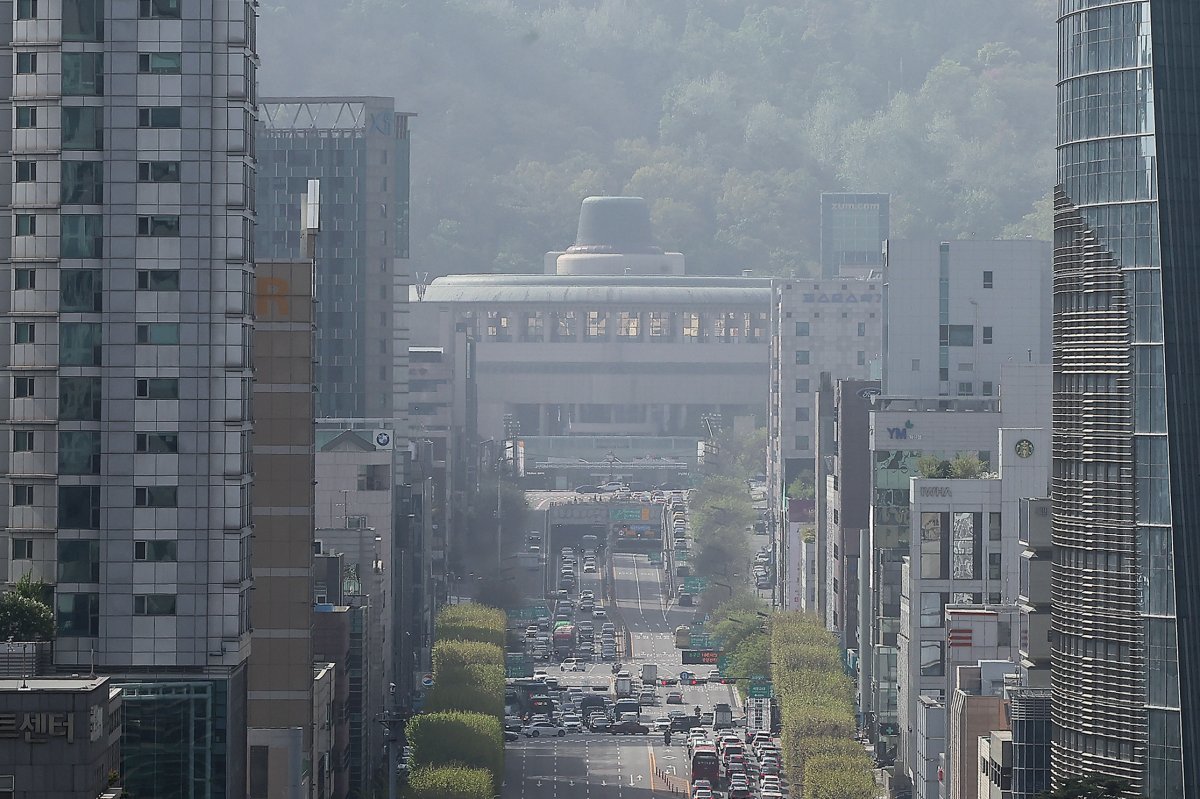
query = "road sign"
xmin=420 ymin=673 xmax=435 ymax=688
xmin=717 ymin=656 xmax=732 ymax=674
xmin=505 ymin=654 xmax=532 ymax=678
xmin=748 ymin=678 xmax=774 ymax=699
xmin=681 ymin=649 xmax=722 ymax=665
xmin=683 ymin=577 xmax=708 ymax=593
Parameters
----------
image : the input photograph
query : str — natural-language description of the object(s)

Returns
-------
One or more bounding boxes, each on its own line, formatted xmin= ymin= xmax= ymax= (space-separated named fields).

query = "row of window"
xmin=14 ymin=268 xmax=179 ymax=292
xmin=795 ymin=321 xmax=871 ymax=337
xmin=18 ymin=0 xmax=181 ymax=23
xmin=14 ymin=376 xmax=181 ymax=399
xmin=12 ymin=431 xmax=178 ymax=453
xmin=15 ymin=160 xmax=181 ymax=189
xmin=16 ymin=105 xmax=182 ymax=132
xmin=13 ymin=537 xmax=176 ymax=566
xmin=14 ymin=52 xmax=182 ymax=81
xmin=481 ymin=311 xmax=769 ymax=343
xmin=13 ymin=483 xmax=178 ymax=507
xmin=15 ymin=214 xmax=182 ymax=238
xmin=794 ymin=350 xmax=868 ymax=366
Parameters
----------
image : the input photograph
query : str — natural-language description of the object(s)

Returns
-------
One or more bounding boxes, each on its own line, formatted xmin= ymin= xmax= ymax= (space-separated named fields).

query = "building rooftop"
xmin=418 ymin=273 xmax=771 ymax=305
xmin=0 ymin=677 xmax=110 ymax=692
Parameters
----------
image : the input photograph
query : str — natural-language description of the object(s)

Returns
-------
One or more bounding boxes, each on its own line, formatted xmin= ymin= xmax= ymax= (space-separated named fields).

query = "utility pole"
xmin=379 ymin=705 xmax=406 ymax=799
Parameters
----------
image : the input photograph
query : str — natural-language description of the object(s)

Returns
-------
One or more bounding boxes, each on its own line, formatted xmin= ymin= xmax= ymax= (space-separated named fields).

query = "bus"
xmin=690 ymin=743 xmax=720 ymax=787
xmin=675 ymin=625 xmax=691 ymax=649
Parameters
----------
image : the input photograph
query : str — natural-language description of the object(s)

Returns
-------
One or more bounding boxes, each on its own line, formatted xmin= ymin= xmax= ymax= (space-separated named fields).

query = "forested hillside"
xmin=258 ymin=0 xmax=1057 ymax=277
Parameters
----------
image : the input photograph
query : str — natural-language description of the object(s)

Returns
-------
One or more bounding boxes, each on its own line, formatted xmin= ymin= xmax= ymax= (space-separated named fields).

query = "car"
xmin=580 ymin=590 xmax=594 ymax=600
xmin=522 ymin=721 xmax=566 ymax=738
xmin=678 ymin=592 xmax=694 ymax=606
xmin=574 ymin=485 xmax=601 ymax=494
xmin=560 ymin=659 xmax=584 ymax=672
xmin=659 ymin=676 xmax=679 ymax=686
xmin=700 ymin=712 xmax=714 ymax=726
xmin=504 ymin=716 xmax=523 ymax=732
xmin=561 ymin=715 xmax=583 ymax=732
xmin=666 ymin=691 xmax=684 ymax=704
xmin=533 ymin=669 xmax=548 ymax=681
xmin=583 ymin=562 xmax=597 ymax=573
xmin=589 ymin=716 xmax=612 ymax=731
xmin=639 ymin=691 xmax=657 ymax=706
xmin=707 ymin=669 xmax=721 ymax=680
xmin=504 ymin=730 xmax=520 ymax=742
xmin=692 ymin=789 xmax=713 ymax=799
xmin=592 ymin=608 xmax=607 ymax=619
xmin=599 ymin=481 xmax=626 ymax=492
xmin=728 ymin=788 xmax=752 ymax=799
xmin=653 ymin=717 xmax=672 ymax=732
xmin=609 ymin=720 xmax=650 ymax=735
xmin=760 ymin=777 xmax=782 ymax=789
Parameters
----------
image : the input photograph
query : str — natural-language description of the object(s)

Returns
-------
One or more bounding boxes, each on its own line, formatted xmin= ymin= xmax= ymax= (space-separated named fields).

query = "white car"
xmin=560 ymin=659 xmax=584 ymax=672
xmin=561 ymin=715 xmax=583 ymax=732
xmin=653 ymin=717 xmax=672 ymax=732
xmin=533 ymin=669 xmax=548 ymax=681
xmin=600 ymin=481 xmax=625 ymax=492
xmin=592 ymin=608 xmax=608 ymax=619
xmin=706 ymin=669 xmax=721 ymax=680
xmin=522 ymin=720 xmax=566 ymax=738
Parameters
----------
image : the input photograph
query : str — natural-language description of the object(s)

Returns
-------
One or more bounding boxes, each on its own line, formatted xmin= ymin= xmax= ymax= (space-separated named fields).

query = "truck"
xmin=713 ymin=702 xmax=733 ymax=730
xmin=610 ymin=674 xmax=633 ymax=698
xmin=553 ymin=625 xmax=576 ymax=659
xmin=640 ymin=663 xmax=658 ymax=685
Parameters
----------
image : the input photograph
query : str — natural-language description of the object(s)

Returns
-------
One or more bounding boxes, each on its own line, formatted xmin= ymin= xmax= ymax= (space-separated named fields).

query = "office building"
xmin=248 ymin=250 xmax=317 ymax=798
xmin=0 ymin=2 xmax=256 ymax=794
xmin=947 ymin=663 xmax=1015 ymax=799
xmin=256 ymin=97 xmax=413 ymax=422
xmin=1017 ymin=498 xmax=1051 ymax=688
xmin=820 ymin=193 xmax=889 ymax=278
xmin=1052 ymin=2 xmax=1200 ymax=794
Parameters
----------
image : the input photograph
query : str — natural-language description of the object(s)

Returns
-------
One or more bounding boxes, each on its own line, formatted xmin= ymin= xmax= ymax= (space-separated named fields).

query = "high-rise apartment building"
xmin=255 ymin=97 xmax=413 ymax=423
xmin=820 ymin=193 xmax=889 ymax=278
xmin=1052 ymin=2 xmax=1200 ymax=795
xmin=0 ymin=1 xmax=257 ymax=795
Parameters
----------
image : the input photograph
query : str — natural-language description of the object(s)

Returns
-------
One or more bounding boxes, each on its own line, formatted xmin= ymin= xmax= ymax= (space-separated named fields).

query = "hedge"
xmin=406 ymin=766 xmax=494 ymax=799
xmin=772 ymin=613 xmax=873 ymax=799
xmin=436 ymin=604 xmax=507 ymax=648
xmin=427 ymin=639 xmax=505 ymax=717
xmin=407 ymin=711 xmax=504 ymax=788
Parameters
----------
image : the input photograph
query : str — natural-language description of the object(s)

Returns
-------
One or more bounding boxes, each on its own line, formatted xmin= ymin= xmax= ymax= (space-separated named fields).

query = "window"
xmin=585 ymin=311 xmax=607 ymax=340
xmin=983 ymin=326 xmax=993 ymax=345
xmin=957 ymin=381 xmax=973 ymax=396
xmin=56 ymin=593 xmax=99 ymax=636
xmin=137 ymin=270 xmax=180 ymax=291
xmin=795 ymin=407 xmax=810 ymax=422
xmin=60 ymin=270 xmax=102 ymax=311
xmin=63 ymin=0 xmax=103 ymax=41
xmin=521 ymin=312 xmax=543 ymax=342
xmin=920 ymin=593 xmax=947 ymax=628
xmin=794 ymin=435 xmax=810 ymax=451
xmin=137 ymin=107 xmax=182 ymax=128
xmin=62 ymin=52 xmax=103 ymax=95
xmin=982 ymin=381 xmax=994 ymax=396
xmin=11 ymin=538 xmax=33 ymax=560
xmin=15 ymin=52 xmax=37 ymax=74
xmin=13 ymin=377 xmax=34 ymax=398
xmin=12 ymin=485 xmax=34 ymax=506
xmin=62 ymin=107 xmax=103 ymax=149
xmin=989 ymin=512 xmax=1002 ymax=542
xmin=58 ymin=430 xmax=100 ymax=474
xmin=13 ymin=323 xmax=35 ymax=344
xmin=14 ymin=269 xmax=35 ymax=290
xmin=138 ymin=52 xmax=182 ymax=73
xmin=134 ymin=594 xmax=177 ymax=615
xmin=57 ymin=539 xmax=99 ymax=582
xmin=941 ymin=324 xmax=975 ymax=346
xmin=357 ymin=464 xmax=389 ymax=491
xmin=912 ymin=359 xmax=920 ymax=371
xmin=136 ymin=323 xmax=180 ymax=345
xmin=983 ymin=270 xmax=994 ymax=289
xmin=989 ymin=552 xmax=1003 ymax=581
xmin=920 ymin=641 xmax=945 ymax=677
xmin=857 ymin=350 xmax=866 ymax=366
xmin=795 ymin=378 xmax=810 ymax=394
xmin=15 ymin=106 xmax=37 ymax=129
xmin=551 ymin=311 xmax=576 ymax=341
xmin=58 ymin=485 xmax=100 ymax=528
xmin=136 ymin=378 xmax=179 ymax=399
xmin=616 ymin=312 xmax=640 ymax=339
xmin=59 ymin=322 xmax=102 ymax=365
xmin=137 ymin=215 xmax=181 ymax=236
xmin=647 ymin=312 xmax=672 ymax=339
xmin=61 ymin=161 xmax=103 ymax=204
xmin=17 ymin=0 xmax=37 ymax=19
xmin=12 ymin=431 xmax=34 ymax=452
xmin=795 ymin=321 xmax=810 ymax=336
xmin=134 ymin=486 xmax=178 ymax=508
xmin=795 ymin=351 xmax=810 ymax=365
xmin=135 ymin=540 xmax=178 ymax=562
xmin=14 ymin=215 xmax=36 ymax=236
xmin=857 ymin=321 xmax=866 ymax=337
xmin=136 ymin=432 xmax=179 ymax=453
xmin=15 ymin=161 xmax=36 ymax=182
xmin=139 ymin=0 xmax=181 ymax=18
xmin=59 ymin=376 xmax=101 ymax=420
xmin=61 ymin=214 xmax=103 ymax=257
xmin=920 ymin=512 xmax=948 ymax=579
xmin=137 ymin=161 xmax=181 ymax=182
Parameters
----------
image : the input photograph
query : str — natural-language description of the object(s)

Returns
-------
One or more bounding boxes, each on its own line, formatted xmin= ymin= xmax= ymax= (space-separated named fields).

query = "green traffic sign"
xmin=717 ymin=656 xmax=732 ymax=674
xmin=748 ymin=684 xmax=773 ymax=698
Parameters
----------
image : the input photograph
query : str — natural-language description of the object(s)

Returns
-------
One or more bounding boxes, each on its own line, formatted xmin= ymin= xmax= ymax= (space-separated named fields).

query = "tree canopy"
xmin=258 ymin=0 xmax=1056 ymax=279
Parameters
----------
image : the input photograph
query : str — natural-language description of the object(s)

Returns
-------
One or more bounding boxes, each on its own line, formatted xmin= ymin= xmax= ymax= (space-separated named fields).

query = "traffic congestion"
xmin=502 ymin=487 xmax=787 ymax=799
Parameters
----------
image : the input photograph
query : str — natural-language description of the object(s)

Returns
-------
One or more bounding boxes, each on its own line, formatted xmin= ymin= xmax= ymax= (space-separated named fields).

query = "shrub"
xmin=406 ymin=766 xmax=494 ymax=799
xmin=436 ymin=604 xmax=507 ymax=648
xmin=428 ymin=639 xmax=506 ymax=717
xmin=407 ymin=711 xmax=503 ymax=788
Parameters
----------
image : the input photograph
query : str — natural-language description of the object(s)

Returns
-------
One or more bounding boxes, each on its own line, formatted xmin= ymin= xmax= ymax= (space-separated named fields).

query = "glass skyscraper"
xmin=1052 ymin=1 xmax=1200 ymax=795
xmin=820 ymin=192 xmax=889 ymax=278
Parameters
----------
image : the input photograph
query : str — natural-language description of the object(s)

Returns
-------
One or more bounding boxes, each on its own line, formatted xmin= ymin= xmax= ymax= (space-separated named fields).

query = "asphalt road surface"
xmin=504 ymin=547 xmax=742 ymax=799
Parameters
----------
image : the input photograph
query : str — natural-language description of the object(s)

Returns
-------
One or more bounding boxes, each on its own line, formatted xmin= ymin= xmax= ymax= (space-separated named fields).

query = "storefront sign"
xmin=0 ymin=711 xmax=75 ymax=744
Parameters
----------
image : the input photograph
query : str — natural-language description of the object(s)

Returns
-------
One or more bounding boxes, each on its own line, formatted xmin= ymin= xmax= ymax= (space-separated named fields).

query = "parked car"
xmin=609 ymin=720 xmax=650 ymax=735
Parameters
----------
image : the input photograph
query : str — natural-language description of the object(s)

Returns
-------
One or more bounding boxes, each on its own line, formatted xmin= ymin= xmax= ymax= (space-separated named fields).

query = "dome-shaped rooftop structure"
xmin=567 ymin=196 xmax=662 ymax=255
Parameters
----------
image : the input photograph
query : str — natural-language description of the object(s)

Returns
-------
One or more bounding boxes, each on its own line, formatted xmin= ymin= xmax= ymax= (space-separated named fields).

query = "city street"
xmin=504 ymin=542 xmax=742 ymax=799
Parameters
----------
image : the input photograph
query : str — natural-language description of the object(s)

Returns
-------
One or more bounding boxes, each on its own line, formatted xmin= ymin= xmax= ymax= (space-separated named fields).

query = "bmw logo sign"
xmin=376 ymin=432 xmax=391 ymax=447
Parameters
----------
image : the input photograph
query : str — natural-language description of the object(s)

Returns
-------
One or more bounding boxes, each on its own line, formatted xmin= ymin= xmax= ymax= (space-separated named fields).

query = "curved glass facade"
xmin=1053 ymin=1 xmax=1200 ymax=795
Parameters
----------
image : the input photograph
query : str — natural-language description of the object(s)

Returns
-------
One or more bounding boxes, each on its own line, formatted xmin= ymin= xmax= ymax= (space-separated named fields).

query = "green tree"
xmin=787 ymin=473 xmax=815 ymax=500
xmin=406 ymin=711 xmax=504 ymax=789
xmin=405 ymin=766 xmax=494 ymax=799
xmin=949 ymin=453 xmax=987 ymax=478
xmin=436 ymin=604 xmax=507 ymax=648
xmin=0 ymin=591 xmax=54 ymax=641
xmin=1035 ymin=777 xmax=1134 ymax=799
xmin=917 ymin=455 xmax=952 ymax=478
